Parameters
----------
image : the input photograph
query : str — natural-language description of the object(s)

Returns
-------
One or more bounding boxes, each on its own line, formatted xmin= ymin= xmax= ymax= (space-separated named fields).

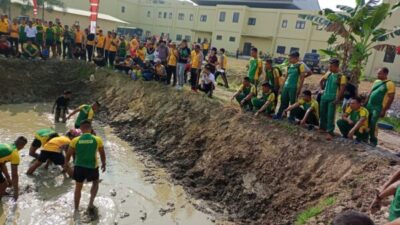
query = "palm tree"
xmin=299 ymin=0 xmax=400 ymax=84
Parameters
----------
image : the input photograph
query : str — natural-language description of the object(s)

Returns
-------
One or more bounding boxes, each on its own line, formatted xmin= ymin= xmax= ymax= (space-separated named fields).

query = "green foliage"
xmin=0 ymin=0 xmax=11 ymax=13
xmin=380 ymin=117 xmax=400 ymax=133
xmin=295 ymin=197 xmax=336 ymax=225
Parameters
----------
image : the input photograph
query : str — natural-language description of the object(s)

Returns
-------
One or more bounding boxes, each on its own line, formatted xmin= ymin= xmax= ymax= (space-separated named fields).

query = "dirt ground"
xmin=1 ymin=59 xmax=400 ymax=225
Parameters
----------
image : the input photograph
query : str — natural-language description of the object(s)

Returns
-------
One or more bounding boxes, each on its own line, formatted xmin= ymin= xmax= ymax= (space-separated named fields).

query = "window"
xmin=164 ymin=12 xmax=167 ymax=18
xmin=290 ymin=47 xmax=299 ymax=53
xmin=312 ymin=49 xmax=317 ymax=53
xmin=147 ymin=11 xmax=151 ymax=17
xmin=383 ymin=46 xmax=396 ymax=63
xmin=198 ymin=38 xmax=201 ymax=43
xmin=219 ymin=12 xmax=226 ymax=22
xmin=176 ymin=34 xmax=182 ymax=41
xmin=281 ymin=19 xmax=287 ymax=28
xmin=229 ymin=37 xmax=236 ymax=42
xmin=295 ymin=20 xmax=306 ymax=29
xmin=158 ymin=12 xmax=162 ymax=18
xmin=145 ymin=31 xmax=151 ymax=37
xmin=169 ymin=12 xmax=172 ymax=19
xmin=185 ymin=35 xmax=191 ymax=42
xmin=233 ymin=12 xmax=240 ymax=23
xmin=277 ymin=46 xmax=286 ymax=54
xmin=189 ymin=14 xmax=194 ymax=21
xmin=121 ymin=6 xmax=126 ymax=13
xmin=216 ymin=35 xmax=222 ymax=40
xmin=248 ymin=18 xmax=256 ymax=25
xmin=178 ymin=13 xmax=184 ymax=20
xmin=200 ymin=15 xmax=207 ymax=22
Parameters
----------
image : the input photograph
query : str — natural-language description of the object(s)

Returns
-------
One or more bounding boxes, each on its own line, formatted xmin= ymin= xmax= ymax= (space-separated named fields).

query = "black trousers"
xmin=190 ymin=68 xmax=199 ymax=89
xmin=108 ymin=51 xmax=116 ymax=66
xmin=86 ymin=45 xmax=94 ymax=62
xmin=97 ymin=47 xmax=104 ymax=57
xmin=166 ymin=65 xmax=176 ymax=85
xmin=9 ymin=37 xmax=19 ymax=53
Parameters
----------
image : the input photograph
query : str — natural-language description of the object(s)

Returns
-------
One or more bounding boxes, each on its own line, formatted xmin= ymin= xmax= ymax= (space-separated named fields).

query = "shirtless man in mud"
xmin=65 ymin=120 xmax=106 ymax=213
xmin=0 ymin=136 xmax=28 ymax=200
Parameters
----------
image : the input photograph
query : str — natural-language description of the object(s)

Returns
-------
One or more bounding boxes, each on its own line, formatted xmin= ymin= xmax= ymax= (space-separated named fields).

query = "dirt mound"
xmin=1 ymin=60 xmax=398 ymax=224
xmin=0 ymin=59 xmax=94 ymax=104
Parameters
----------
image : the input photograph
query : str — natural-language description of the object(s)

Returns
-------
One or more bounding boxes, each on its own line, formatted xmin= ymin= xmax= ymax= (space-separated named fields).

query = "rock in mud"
xmin=159 ymin=206 xmax=176 ymax=216
xmin=119 ymin=212 xmax=130 ymax=219
xmin=110 ymin=189 xmax=117 ymax=197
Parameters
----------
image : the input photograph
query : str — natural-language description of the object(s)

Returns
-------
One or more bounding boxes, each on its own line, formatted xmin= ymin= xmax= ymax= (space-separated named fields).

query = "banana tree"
xmin=299 ymin=0 xmax=400 ymax=84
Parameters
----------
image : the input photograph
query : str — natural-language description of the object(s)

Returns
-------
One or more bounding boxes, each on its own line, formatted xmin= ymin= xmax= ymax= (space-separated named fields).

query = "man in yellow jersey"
xmin=108 ymin=32 xmax=119 ymax=66
xmin=247 ymin=47 xmax=263 ymax=86
xmin=130 ymin=36 xmax=139 ymax=52
xmin=27 ymin=129 xmax=81 ymax=175
xmin=9 ymin=19 xmax=19 ymax=55
xmin=202 ymin=39 xmax=209 ymax=59
xmin=215 ymin=48 xmax=229 ymax=88
xmin=0 ymin=136 xmax=28 ymax=200
xmin=86 ymin=28 xmax=95 ymax=62
xmin=284 ymin=90 xmax=319 ymax=128
xmin=337 ymin=97 xmax=369 ymax=142
xmin=190 ymin=44 xmax=203 ymax=92
xmin=29 ymin=128 xmax=59 ymax=159
xmin=74 ymin=25 xmax=85 ymax=59
xmin=166 ymin=42 xmax=177 ymax=86
xmin=65 ymin=120 xmax=106 ymax=212
xmin=232 ymin=77 xmax=257 ymax=111
xmin=0 ymin=15 xmax=9 ymax=36
xmin=67 ymin=102 xmax=100 ymax=129
xmin=104 ymin=31 xmax=112 ymax=64
xmin=95 ymin=29 xmax=105 ymax=57
xmin=253 ymin=82 xmax=276 ymax=117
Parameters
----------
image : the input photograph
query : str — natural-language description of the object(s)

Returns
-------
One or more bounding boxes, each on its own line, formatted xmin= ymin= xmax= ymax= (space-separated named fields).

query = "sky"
xmin=318 ymin=0 xmax=383 ymax=9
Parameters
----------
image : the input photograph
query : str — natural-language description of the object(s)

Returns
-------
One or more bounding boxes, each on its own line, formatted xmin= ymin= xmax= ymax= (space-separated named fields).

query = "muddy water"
xmin=0 ymin=103 xmax=223 ymax=225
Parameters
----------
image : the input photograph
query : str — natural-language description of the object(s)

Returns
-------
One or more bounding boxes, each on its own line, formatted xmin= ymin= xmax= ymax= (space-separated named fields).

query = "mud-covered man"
xmin=0 ymin=136 xmax=28 ymax=200
xmin=53 ymin=90 xmax=72 ymax=123
xmin=67 ymin=101 xmax=100 ymax=129
xmin=65 ymin=120 xmax=106 ymax=212
xmin=29 ymin=128 xmax=59 ymax=159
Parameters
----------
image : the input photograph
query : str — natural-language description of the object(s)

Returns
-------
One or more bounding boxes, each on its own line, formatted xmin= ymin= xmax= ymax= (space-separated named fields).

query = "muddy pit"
xmin=1 ymin=59 xmax=399 ymax=225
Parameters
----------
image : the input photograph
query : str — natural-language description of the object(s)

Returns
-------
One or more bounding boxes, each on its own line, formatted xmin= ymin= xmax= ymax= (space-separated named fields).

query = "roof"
xmin=10 ymin=0 xmax=129 ymax=24
xmin=191 ymin=0 xmax=320 ymax=10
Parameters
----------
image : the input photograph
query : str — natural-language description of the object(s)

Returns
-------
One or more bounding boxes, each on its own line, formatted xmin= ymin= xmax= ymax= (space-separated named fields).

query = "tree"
xmin=0 ymin=0 xmax=12 ymax=18
xmin=20 ymin=0 xmax=64 ymax=20
xmin=299 ymin=0 xmax=400 ymax=84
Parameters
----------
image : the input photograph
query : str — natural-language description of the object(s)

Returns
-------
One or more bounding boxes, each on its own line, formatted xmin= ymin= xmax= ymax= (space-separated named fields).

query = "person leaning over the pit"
xmin=336 ymin=97 xmax=369 ymax=142
xmin=52 ymin=90 xmax=72 ymax=123
xmin=26 ymin=129 xmax=81 ymax=176
xmin=318 ymin=58 xmax=347 ymax=140
xmin=65 ymin=120 xmax=106 ymax=212
xmin=232 ymin=77 xmax=257 ymax=111
xmin=67 ymin=101 xmax=100 ymax=129
xmin=284 ymin=90 xmax=319 ymax=128
xmin=365 ymin=67 xmax=396 ymax=146
xmin=29 ymin=128 xmax=59 ymax=159
xmin=0 ymin=136 xmax=28 ymax=200
xmin=198 ymin=63 xmax=216 ymax=98
xmin=253 ymin=82 xmax=276 ymax=117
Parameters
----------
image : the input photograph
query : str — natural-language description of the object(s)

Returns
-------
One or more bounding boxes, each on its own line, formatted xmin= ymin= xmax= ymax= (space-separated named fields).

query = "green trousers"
xmin=319 ymin=97 xmax=336 ymax=133
xmin=252 ymin=98 xmax=274 ymax=115
xmin=289 ymin=107 xmax=319 ymax=126
xmin=236 ymin=93 xmax=253 ymax=110
xmin=277 ymin=87 xmax=297 ymax=117
xmin=336 ymin=119 xmax=368 ymax=141
xmin=366 ymin=104 xmax=381 ymax=146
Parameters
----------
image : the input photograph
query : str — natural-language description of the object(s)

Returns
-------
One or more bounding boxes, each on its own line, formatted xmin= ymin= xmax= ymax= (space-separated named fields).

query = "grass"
xmin=380 ymin=116 xmax=400 ymax=132
xmin=295 ymin=197 xmax=336 ymax=225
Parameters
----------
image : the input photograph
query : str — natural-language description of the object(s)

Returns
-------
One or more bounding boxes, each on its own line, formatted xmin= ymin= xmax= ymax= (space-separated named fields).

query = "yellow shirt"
xmin=345 ymin=106 xmax=369 ymax=132
xmin=130 ymin=39 xmax=139 ymax=50
xmin=0 ymin=145 xmax=20 ymax=165
xmin=109 ymin=38 xmax=119 ymax=52
xmin=79 ymin=104 xmax=94 ymax=121
xmin=238 ymin=84 xmax=257 ymax=95
xmin=105 ymin=36 xmax=112 ymax=50
xmin=168 ymin=49 xmax=177 ymax=66
xmin=75 ymin=30 xmax=84 ymax=44
xmin=191 ymin=51 xmax=202 ymax=69
xmin=0 ymin=20 xmax=8 ymax=33
xmin=220 ymin=54 xmax=228 ymax=69
xmin=43 ymin=136 xmax=71 ymax=153
xmin=298 ymin=98 xmax=319 ymax=119
xmin=96 ymin=35 xmax=105 ymax=48
xmin=137 ymin=47 xmax=145 ymax=61
xmin=10 ymin=24 xmax=19 ymax=38
xmin=203 ymin=43 xmax=209 ymax=50
xmin=373 ymin=80 xmax=396 ymax=109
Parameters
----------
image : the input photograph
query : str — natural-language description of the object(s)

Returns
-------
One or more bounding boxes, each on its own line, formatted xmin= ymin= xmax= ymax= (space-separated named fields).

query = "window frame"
xmin=229 ymin=36 xmax=236 ymax=42
xmin=219 ymin=11 xmax=226 ymax=22
xmin=295 ymin=20 xmax=306 ymax=29
xmin=281 ymin=19 xmax=288 ymax=28
xmin=232 ymin=12 xmax=240 ymax=23
xmin=216 ymin=35 xmax=222 ymax=40
xmin=277 ymin=46 xmax=286 ymax=54
xmin=248 ymin=17 xmax=256 ymax=26
xmin=200 ymin=15 xmax=207 ymax=22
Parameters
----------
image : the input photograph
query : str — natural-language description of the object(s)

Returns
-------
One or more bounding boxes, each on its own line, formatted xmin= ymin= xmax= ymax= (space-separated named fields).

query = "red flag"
xmin=33 ymin=0 xmax=38 ymax=16
xmin=397 ymin=46 xmax=400 ymax=55
xmin=89 ymin=0 xmax=100 ymax=34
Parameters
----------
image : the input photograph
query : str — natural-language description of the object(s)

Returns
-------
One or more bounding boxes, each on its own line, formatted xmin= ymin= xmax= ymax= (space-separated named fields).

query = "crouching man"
xmin=337 ymin=97 xmax=369 ymax=141
xmin=253 ymin=82 xmax=276 ymax=117
xmin=284 ymin=90 xmax=319 ymax=128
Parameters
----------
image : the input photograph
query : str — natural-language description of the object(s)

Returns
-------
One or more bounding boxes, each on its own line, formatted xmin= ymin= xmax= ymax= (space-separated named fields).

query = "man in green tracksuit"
xmin=67 ymin=102 xmax=100 ymax=128
xmin=264 ymin=59 xmax=281 ymax=105
xmin=276 ymin=51 xmax=306 ymax=119
xmin=253 ymin=82 xmax=276 ymax=117
xmin=319 ymin=58 xmax=346 ymax=140
xmin=337 ymin=97 xmax=369 ymax=142
xmin=232 ymin=77 xmax=257 ymax=111
xmin=247 ymin=47 xmax=262 ymax=86
xmin=365 ymin=67 xmax=395 ymax=146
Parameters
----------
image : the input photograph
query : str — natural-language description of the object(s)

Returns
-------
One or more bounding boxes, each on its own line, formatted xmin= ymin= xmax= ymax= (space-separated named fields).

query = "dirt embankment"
xmin=1 ymin=60 xmax=398 ymax=224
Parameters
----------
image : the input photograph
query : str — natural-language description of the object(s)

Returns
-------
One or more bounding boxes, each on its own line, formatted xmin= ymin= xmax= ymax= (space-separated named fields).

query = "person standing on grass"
xmin=0 ymin=137 xmax=28 ymax=200
xmin=247 ymin=47 xmax=263 ymax=87
xmin=365 ymin=67 xmax=396 ymax=146
xmin=95 ymin=29 xmax=105 ymax=57
xmin=190 ymin=44 xmax=203 ymax=92
xmin=318 ymin=58 xmax=346 ymax=140
xmin=18 ymin=19 xmax=27 ymax=52
xmin=336 ymin=97 xmax=369 ymax=142
xmin=65 ymin=120 xmax=106 ymax=212
xmin=166 ymin=42 xmax=178 ymax=86
xmin=275 ymin=51 xmax=306 ymax=119
xmin=215 ymin=48 xmax=229 ymax=88
xmin=9 ymin=19 xmax=19 ymax=55
xmin=176 ymin=39 xmax=191 ymax=90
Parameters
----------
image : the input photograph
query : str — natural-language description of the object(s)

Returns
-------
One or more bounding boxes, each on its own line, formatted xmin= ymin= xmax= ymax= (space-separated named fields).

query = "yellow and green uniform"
xmin=252 ymin=91 xmax=275 ymax=114
xmin=390 ymin=187 xmax=400 ymax=221
xmin=276 ymin=63 xmax=305 ymax=117
xmin=10 ymin=24 xmax=19 ymax=38
xmin=34 ymin=128 xmax=57 ymax=146
xmin=118 ymin=40 xmax=127 ymax=58
xmin=22 ymin=43 xmax=39 ymax=57
xmin=70 ymin=134 xmax=103 ymax=169
xmin=75 ymin=30 xmax=84 ymax=45
xmin=236 ymin=84 xmax=257 ymax=110
xmin=75 ymin=104 xmax=94 ymax=128
xmin=19 ymin=24 xmax=26 ymax=42
xmin=191 ymin=51 xmax=202 ymax=69
xmin=96 ymin=35 xmax=105 ymax=49
xmin=290 ymin=98 xmax=319 ymax=125
xmin=45 ymin=26 xmax=54 ymax=42
xmin=0 ymin=20 xmax=9 ymax=33
xmin=0 ymin=144 xmax=20 ymax=165
xmin=247 ymin=57 xmax=262 ymax=84
xmin=221 ymin=54 xmax=227 ymax=69
xmin=168 ymin=49 xmax=177 ymax=66
xmin=319 ymin=72 xmax=347 ymax=133
xmin=53 ymin=25 xmax=63 ymax=43
xmin=42 ymin=136 xmax=71 ymax=153
xmin=337 ymin=106 xmax=369 ymax=141
xmin=265 ymin=67 xmax=281 ymax=92
xmin=366 ymin=79 xmax=396 ymax=145
xmin=36 ymin=24 xmax=44 ymax=44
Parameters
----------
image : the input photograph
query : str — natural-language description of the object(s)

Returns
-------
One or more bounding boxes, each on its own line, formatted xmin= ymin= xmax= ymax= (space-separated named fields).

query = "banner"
xmin=33 ymin=0 xmax=38 ymax=16
xmin=89 ymin=0 xmax=100 ymax=34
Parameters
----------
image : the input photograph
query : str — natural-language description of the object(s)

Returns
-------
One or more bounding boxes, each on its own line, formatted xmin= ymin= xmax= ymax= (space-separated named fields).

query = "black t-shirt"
xmin=344 ymin=83 xmax=357 ymax=99
xmin=208 ymin=55 xmax=218 ymax=64
xmin=55 ymin=96 xmax=70 ymax=109
xmin=178 ymin=47 xmax=191 ymax=64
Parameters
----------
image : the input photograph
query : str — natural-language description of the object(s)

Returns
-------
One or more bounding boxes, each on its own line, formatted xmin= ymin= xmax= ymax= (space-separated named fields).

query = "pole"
xmin=42 ymin=1 xmax=44 ymax=21
xmin=89 ymin=0 xmax=100 ymax=34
